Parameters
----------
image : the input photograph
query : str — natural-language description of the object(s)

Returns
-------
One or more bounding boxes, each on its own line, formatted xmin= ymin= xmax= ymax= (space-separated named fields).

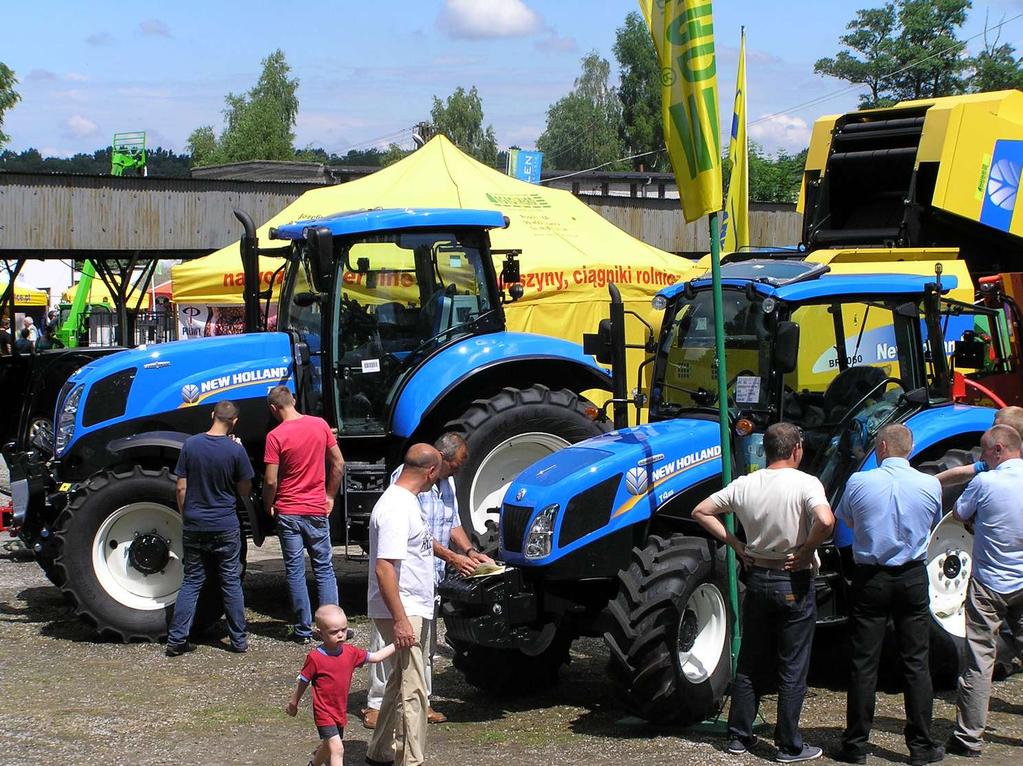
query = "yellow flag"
xmin=639 ymin=0 xmax=722 ymax=224
xmin=722 ymin=28 xmax=749 ymax=252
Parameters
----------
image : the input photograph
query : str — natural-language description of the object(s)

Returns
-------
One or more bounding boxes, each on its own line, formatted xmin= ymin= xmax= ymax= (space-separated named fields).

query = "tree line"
xmin=2 ymin=2 xmax=1022 ymax=203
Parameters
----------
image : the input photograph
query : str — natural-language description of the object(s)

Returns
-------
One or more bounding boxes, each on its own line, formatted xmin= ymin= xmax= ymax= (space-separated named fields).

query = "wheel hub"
xmin=942 ymin=553 xmax=962 ymax=579
xmin=127 ymin=532 xmax=171 ymax=575
xmin=678 ymin=609 xmax=699 ymax=653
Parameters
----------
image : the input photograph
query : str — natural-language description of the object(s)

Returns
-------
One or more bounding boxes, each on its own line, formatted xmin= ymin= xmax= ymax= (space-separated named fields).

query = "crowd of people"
xmin=167 ymin=385 xmax=491 ymax=766
xmin=165 ymin=387 xmax=1022 ymax=766
xmin=0 ymin=310 xmax=63 ymax=356
xmin=694 ymin=410 xmax=1023 ymax=764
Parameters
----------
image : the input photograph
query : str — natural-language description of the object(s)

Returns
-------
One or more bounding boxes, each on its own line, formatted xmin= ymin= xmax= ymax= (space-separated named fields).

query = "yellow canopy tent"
xmin=172 ymin=136 xmax=697 ymax=357
xmin=1 ymin=282 xmax=49 ymax=307
xmin=60 ymin=280 xmax=152 ymax=309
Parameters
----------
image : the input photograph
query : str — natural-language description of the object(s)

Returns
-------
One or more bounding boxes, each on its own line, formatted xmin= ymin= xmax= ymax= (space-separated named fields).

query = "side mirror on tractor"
xmin=583 ymin=319 xmax=615 ymax=365
xmin=773 ymin=321 xmax=800 ymax=374
xmin=306 ymin=226 xmax=334 ymax=292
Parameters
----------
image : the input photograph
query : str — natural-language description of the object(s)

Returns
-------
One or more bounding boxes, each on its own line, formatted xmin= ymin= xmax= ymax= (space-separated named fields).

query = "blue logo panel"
xmin=980 ymin=139 xmax=1023 ymax=233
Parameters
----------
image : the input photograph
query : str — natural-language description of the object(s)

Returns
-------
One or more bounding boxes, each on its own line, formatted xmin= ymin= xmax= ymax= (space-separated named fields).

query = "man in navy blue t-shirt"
xmin=166 ymin=399 xmax=254 ymax=656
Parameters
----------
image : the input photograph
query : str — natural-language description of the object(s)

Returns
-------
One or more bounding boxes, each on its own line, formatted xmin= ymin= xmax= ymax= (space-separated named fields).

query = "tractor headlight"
xmin=55 ymin=385 xmax=83 ymax=455
xmin=524 ymin=503 xmax=559 ymax=559
xmin=651 ymin=294 xmax=668 ymax=311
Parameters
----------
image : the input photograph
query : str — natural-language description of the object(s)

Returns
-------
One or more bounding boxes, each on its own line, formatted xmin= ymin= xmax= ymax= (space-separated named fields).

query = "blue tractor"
xmin=9 ymin=208 xmax=610 ymax=641
xmin=440 ymin=257 xmax=1011 ymax=721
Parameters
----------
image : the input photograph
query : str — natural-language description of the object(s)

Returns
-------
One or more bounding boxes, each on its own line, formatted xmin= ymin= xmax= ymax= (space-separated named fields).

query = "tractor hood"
xmin=56 ymin=333 xmax=294 ymax=456
xmin=500 ymin=417 xmax=723 ymax=565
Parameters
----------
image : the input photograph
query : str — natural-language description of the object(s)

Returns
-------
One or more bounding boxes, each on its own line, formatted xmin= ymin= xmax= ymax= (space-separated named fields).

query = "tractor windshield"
xmin=330 ymin=229 xmax=501 ymax=435
xmin=650 ymin=288 xmax=774 ymax=418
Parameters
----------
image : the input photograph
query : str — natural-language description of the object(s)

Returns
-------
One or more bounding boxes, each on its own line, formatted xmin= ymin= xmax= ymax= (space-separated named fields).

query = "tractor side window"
xmin=284 ymin=255 xmax=323 ymax=416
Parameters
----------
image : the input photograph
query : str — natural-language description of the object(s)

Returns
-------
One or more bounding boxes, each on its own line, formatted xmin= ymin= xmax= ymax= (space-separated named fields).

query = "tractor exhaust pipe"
xmin=608 ymin=283 xmax=629 ymax=429
xmin=234 ymin=209 xmax=261 ymax=334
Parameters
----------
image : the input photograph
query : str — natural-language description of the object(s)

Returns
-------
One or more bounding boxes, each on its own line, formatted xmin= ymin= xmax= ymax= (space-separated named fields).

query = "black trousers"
xmin=843 ymin=561 xmax=936 ymax=756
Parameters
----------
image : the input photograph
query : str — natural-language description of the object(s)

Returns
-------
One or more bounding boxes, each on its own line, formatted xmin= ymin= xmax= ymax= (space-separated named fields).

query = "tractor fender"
xmin=832 ymin=403 xmax=995 ymax=547
xmin=390 ymin=331 xmax=610 ymax=439
xmin=106 ymin=430 xmax=191 ymax=465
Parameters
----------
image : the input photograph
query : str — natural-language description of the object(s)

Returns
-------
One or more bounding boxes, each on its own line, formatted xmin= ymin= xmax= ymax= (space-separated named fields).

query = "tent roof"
xmin=1 ymin=281 xmax=49 ymax=307
xmin=172 ymin=136 xmax=694 ymax=304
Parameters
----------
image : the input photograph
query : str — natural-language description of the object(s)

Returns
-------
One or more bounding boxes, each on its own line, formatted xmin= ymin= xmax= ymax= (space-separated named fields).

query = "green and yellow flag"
xmin=722 ymin=27 xmax=749 ymax=252
xmin=639 ymin=0 xmax=722 ymax=223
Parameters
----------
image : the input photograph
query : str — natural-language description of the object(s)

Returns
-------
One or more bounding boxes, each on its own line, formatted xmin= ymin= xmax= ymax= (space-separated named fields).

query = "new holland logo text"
xmin=198 ymin=366 xmax=288 ymax=395
xmin=625 ymin=466 xmax=648 ymax=495
xmin=651 ymin=445 xmax=722 ymax=482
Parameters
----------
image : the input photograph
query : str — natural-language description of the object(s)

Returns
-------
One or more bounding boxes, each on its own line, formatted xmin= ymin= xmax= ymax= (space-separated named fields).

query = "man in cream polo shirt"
xmin=365 ymin=443 xmax=442 ymax=766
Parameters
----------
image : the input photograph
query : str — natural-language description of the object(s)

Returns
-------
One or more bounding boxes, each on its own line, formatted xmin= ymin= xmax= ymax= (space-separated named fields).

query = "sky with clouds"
xmin=5 ymin=0 xmax=1022 ymax=165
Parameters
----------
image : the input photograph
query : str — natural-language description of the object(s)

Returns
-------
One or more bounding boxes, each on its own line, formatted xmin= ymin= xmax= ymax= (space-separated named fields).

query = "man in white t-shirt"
xmin=693 ymin=422 xmax=834 ymax=764
xmin=365 ymin=443 xmax=442 ymax=766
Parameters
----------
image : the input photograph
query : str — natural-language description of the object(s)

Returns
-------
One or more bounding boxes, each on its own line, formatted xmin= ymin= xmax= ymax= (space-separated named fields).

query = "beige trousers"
xmin=951 ymin=578 xmax=1023 ymax=751
xmin=366 ymin=616 xmax=430 ymax=766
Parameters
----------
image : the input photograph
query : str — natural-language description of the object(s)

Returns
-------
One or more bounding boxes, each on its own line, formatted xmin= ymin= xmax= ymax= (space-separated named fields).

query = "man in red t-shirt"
xmin=264 ymin=385 xmax=345 ymax=642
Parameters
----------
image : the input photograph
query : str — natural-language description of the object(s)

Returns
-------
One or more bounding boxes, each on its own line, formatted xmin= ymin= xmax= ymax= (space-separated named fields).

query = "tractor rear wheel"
xmin=604 ymin=535 xmax=735 ymax=725
xmin=53 ymin=466 xmax=227 ymax=642
xmin=445 ymin=385 xmax=608 ymax=548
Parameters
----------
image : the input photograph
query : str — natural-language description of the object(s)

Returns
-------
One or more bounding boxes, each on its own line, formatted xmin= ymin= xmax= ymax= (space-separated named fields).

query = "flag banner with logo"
xmin=722 ymin=28 xmax=749 ymax=253
xmin=639 ymin=0 xmax=723 ymax=223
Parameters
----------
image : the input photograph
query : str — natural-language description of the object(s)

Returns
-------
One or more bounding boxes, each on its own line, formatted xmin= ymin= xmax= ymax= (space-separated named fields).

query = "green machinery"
xmin=111 ymin=131 xmax=147 ymax=177
xmin=56 ymin=261 xmax=97 ymax=348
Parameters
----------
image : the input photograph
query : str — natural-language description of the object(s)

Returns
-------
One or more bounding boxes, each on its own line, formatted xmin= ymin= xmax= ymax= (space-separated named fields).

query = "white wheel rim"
xmin=927 ymin=512 xmax=973 ymax=639
xmin=677 ymin=582 xmax=727 ymax=683
xmin=468 ymin=432 xmax=569 ymax=536
xmin=92 ymin=503 xmax=183 ymax=610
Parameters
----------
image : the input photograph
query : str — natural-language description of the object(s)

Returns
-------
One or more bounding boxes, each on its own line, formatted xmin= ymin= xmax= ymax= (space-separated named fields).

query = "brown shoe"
xmin=361 ymin=708 xmax=378 ymax=729
xmin=427 ymin=707 xmax=447 ymax=724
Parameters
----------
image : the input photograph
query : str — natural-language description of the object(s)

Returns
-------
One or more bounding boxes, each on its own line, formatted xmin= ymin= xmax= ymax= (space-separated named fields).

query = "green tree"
xmin=969 ymin=17 xmax=1023 ymax=92
xmin=0 ymin=62 xmax=21 ymax=148
xmin=814 ymin=4 xmax=899 ymax=108
xmin=430 ymin=86 xmax=498 ymax=165
xmin=614 ymin=12 xmax=667 ymax=170
xmin=187 ymin=49 xmax=299 ymax=166
xmin=537 ymin=51 xmax=625 ymax=171
xmin=815 ymin=1 xmax=971 ymax=107
xmin=722 ymin=145 xmax=807 ymax=204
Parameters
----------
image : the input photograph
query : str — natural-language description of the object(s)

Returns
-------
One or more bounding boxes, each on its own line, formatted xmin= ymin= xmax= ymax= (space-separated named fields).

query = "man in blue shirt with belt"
xmin=947 ymin=424 xmax=1023 ymax=757
xmin=833 ymin=424 xmax=944 ymax=765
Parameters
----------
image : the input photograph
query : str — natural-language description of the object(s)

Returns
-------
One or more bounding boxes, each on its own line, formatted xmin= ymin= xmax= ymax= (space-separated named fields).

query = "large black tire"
xmin=450 ymin=625 xmax=573 ymax=695
xmin=604 ymin=535 xmax=736 ymax=725
xmin=53 ymin=466 xmax=225 ymax=642
xmin=445 ymin=385 xmax=609 ymax=548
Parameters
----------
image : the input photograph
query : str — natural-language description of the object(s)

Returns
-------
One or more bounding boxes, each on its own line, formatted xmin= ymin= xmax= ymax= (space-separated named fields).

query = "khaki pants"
xmin=367 ymin=616 xmax=435 ymax=709
xmin=367 ymin=616 xmax=430 ymax=766
xmin=951 ymin=578 xmax=1023 ymax=751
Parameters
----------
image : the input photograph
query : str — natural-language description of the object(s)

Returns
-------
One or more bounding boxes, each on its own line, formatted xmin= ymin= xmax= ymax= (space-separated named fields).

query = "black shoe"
xmin=776 ymin=745 xmax=823 ymax=763
xmin=286 ymin=626 xmax=312 ymax=645
xmin=944 ymin=739 xmax=980 ymax=758
xmin=226 ymin=643 xmax=248 ymax=653
xmin=832 ymin=748 xmax=866 ymax=764
xmin=726 ymin=735 xmax=759 ymax=754
xmin=365 ymin=758 xmax=393 ymax=766
xmin=165 ymin=642 xmax=195 ymax=657
xmin=909 ymin=746 xmax=943 ymax=766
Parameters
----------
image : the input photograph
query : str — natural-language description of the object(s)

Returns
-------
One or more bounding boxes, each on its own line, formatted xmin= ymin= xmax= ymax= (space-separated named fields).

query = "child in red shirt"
xmin=287 ymin=605 xmax=395 ymax=766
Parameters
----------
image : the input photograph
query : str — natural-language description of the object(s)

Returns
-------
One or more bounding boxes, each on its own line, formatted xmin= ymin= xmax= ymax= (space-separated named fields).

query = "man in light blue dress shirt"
xmin=948 ymin=424 xmax=1023 ymax=757
xmin=833 ymin=424 xmax=943 ymax=766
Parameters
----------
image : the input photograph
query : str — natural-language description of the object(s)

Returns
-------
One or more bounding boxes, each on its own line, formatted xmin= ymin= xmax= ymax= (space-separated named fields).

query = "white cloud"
xmin=749 ymin=113 xmax=812 ymax=153
xmin=438 ymin=0 xmax=541 ymax=40
xmin=85 ymin=32 xmax=112 ymax=46
xmin=64 ymin=114 xmax=100 ymax=139
xmin=66 ymin=72 xmax=89 ymax=83
xmin=534 ymin=28 xmax=577 ymax=54
xmin=26 ymin=69 xmax=57 ymax=82
xmin=139 ymin=19 xmax=171 ymax=38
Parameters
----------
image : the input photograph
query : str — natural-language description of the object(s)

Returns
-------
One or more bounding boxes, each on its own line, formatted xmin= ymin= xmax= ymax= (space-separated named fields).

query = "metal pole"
xmin=709 ymin=211 xmax=741 ymax=673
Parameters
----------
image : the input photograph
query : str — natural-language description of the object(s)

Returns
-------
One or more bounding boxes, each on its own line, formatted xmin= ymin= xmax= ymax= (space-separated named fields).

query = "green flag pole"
xmin=708 ymin=211 xmax=741 ymax=674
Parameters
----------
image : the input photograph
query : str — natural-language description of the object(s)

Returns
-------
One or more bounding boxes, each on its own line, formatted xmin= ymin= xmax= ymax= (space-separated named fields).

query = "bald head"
xmin=396 ymin=443 xmax=443 ymax=493
xmin=981 ymin=423 xmax=1022 ymax=468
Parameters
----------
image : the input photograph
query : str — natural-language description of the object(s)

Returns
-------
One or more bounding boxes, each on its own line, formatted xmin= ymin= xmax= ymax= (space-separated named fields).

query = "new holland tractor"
xmin=440 ymin=91 xmax=1023 ymax=722
xmin=8 ymin=207 xmax=610 ymax=641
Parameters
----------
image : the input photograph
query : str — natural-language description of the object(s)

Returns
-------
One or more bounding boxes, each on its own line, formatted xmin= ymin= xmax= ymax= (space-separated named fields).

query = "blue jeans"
xmin=167 ymin=529 xmax=247 ymax=648
xmin=276 ymin=513 xmax=338 ymax=638
xmin=728 ymin=567 xmax=817 ymax=755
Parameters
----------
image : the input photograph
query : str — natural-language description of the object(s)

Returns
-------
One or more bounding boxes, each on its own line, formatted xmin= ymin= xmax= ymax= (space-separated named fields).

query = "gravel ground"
xmin=1 ymin=535 xmax=1021 ymax=766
